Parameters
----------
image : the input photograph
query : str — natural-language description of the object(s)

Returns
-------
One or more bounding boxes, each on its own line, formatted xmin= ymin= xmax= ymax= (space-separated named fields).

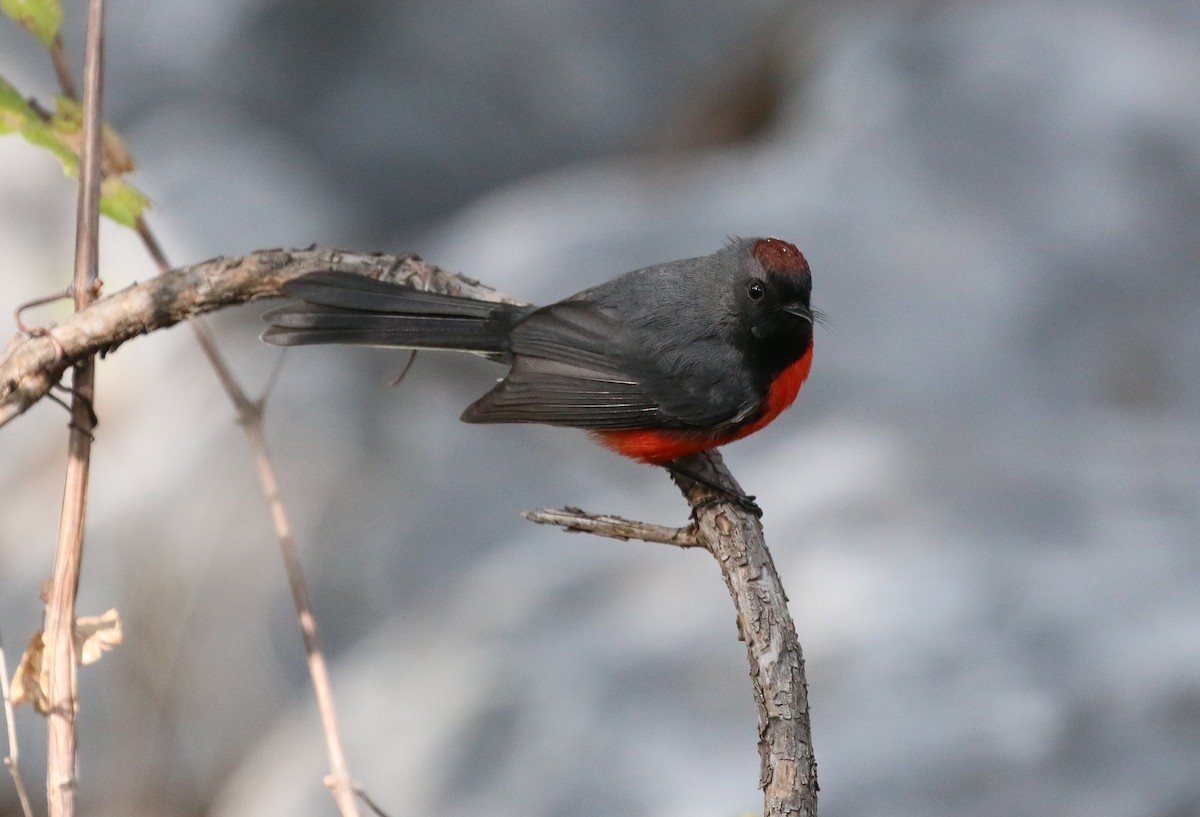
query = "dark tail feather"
xmin=262 ymin=271 xmax=529 ymax=355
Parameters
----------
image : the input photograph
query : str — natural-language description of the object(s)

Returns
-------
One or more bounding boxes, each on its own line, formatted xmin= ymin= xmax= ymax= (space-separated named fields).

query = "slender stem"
xmin=37 ymin=30 xmax=381 ymax=799
xmin=186 ymin=315 xmax=362 ymax=816
xmin=0 ymin=629 xmax=35 ymax=817
xmin=45 ymin=3 xmax=105 ymax=815
xmin=27 ymin=14 xmax=475 ymax=817
xmin=49 ymin=36 xmax=78 ymax=102
xmin=242 ymin=418 xmax=360 ymax=816
xmin=123 ymin=136 xmax=364 ymax=817
xmin=134 ymin=215 xmax=170 ymax=271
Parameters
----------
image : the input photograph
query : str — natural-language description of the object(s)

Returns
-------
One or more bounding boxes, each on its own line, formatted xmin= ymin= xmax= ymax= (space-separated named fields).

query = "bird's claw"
xmin=692 ymin=491 xmax=762 ymax=519
xmin=734 ymin=493 xmax=763 ymax=518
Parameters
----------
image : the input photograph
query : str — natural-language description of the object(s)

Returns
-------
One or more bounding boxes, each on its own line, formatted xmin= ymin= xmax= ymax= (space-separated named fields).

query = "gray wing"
xmin=461 ymin=300 xmax=755 ymax=430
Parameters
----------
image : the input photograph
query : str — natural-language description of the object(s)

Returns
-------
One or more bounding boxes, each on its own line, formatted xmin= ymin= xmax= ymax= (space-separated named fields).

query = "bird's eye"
xmin=748 ymin=280 xmax=765 ymax=300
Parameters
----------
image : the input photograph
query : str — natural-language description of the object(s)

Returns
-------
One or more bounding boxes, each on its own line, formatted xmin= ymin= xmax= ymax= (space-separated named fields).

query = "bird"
xmin=262 ymin=237 xmax=815 ymax=513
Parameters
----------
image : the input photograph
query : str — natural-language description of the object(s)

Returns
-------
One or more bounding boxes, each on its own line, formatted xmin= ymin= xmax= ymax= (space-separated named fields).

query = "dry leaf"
xmin=9 ymin=608 xmax=123 ymax=714
xmin=9 ymin=631 xmax=47 ymax=714
xmin=76 ymin=608 xmax=122 ymax=665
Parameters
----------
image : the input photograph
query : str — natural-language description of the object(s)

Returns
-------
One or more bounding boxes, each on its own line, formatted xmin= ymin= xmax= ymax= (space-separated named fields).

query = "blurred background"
xmin=2 ymin=0 xmax=1199 ymax=815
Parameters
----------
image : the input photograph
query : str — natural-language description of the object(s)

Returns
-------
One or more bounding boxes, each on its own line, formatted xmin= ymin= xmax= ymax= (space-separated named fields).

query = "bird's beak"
xmin=782 ymin=303 xmax=813 ymax=323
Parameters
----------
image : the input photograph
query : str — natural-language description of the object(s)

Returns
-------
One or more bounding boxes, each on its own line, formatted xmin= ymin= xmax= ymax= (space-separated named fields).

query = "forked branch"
xmin=527 ymin=452 xmax=818 ymax=816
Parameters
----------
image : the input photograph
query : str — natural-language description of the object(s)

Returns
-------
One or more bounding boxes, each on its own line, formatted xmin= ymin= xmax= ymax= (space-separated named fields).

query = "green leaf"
xmin=0 ymin=74 xmax=39 ymax=132
xmin=2 ymin=0 xmax=63 ymax=46
xmin=0 ymin=76 xmax=77 ymax=171
xmin=1 ymin=73 xmax=150 ymax=228
xmin=99 ymin=176 xmax=150 ymax=227
xmin=21 ymin=118 xmax=78 ymax=171
xmin=51 ymin=93 xmax=82 ymax=134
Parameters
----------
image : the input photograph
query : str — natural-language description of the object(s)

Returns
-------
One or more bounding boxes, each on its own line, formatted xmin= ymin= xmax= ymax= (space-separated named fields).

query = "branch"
xmin=527 ymin=451 xmax=818 ymax=816
xmin=521 ymin=507 xmax=699 ymax=547
xmin=0 ymin=248 xmax=517 ymax=428
xmin=225 ymin=400 xmax=365 ymax=815
xmin=45 ymin=3 xmax=105 ymax=814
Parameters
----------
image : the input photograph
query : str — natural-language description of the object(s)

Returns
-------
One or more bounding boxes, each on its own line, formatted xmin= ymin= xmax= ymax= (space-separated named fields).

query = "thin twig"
xmin=0 ymin=629 xmax=35 ymax=817
xmin=354 ymin=783 xmax=394 ymax=817
xmin=145 ymin=277 xmax=363 ymax=814
xmin=523 ymin=507 xmax=699 ymax=547
xmin=240 ymin=415 xmax=361 ymax=816
xmin=115 ymin=131 xmax=366 ymax=812
xmin=127 ymin=198 xmax=366 ymax=814
xmin=44 ymin=3 xmax=105 ymax=815
xmin=49 ymin=36 xmax=78 ymax=102
xmin=13 ymin=288 xmax=73 ymax=336
xmin=134 ymin=215 xmax=170 ymax=271
xmin=37 ymin=21 xmax=365 ymax=816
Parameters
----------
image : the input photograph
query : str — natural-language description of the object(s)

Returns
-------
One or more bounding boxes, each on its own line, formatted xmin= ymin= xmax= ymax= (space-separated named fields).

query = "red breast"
xmin=593 ymin=343 xmax=813 ymax=464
